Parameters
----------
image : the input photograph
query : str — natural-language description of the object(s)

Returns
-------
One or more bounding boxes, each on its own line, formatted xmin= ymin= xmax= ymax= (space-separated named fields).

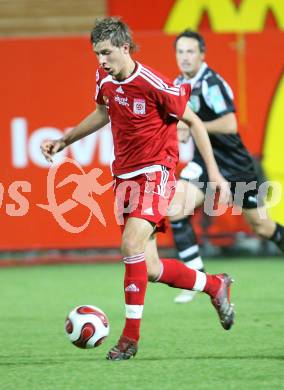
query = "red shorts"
xmin=114 ymin=167 xmax=176 ymax=233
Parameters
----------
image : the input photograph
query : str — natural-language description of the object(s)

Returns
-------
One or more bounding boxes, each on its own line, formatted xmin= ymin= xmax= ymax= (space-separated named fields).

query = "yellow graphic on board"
xmin=262 ymin=74 xmax=284 ymax=223
xmin=165 ymin=0 xmax=284 ymax=33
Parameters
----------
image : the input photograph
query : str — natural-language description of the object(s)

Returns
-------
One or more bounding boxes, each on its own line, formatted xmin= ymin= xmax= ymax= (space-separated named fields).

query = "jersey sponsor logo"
xmin=114 ymin=95 xmax=129 ymax=107
xmin=133 ymin=98 xmax=146 ymax=114
xmin=115 ymin=86 xmax=124 ymax=94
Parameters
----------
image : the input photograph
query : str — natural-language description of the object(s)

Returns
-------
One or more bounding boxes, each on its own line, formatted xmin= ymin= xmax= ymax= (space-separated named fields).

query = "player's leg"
xmin=144 ymin=233 xmax=161 ymax=281
xmin=106 ymin=216 xmax=155 ymax=361
xmin=144 ymin=234 xmax=235 ymax=331
xmin=168 ymin=179 xmax=206 ymax=303
xmin=243 ymin=207 xmax=284 ymax=252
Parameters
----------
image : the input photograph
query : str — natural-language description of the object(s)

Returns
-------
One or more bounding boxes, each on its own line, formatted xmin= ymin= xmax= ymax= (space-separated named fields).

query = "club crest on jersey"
xmin=133 ymin=98 xmax=146 ymax=115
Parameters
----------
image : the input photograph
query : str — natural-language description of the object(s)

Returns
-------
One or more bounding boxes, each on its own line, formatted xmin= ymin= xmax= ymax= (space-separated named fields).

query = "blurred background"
xmin=0 ymin=0 xmax=283 ymax=264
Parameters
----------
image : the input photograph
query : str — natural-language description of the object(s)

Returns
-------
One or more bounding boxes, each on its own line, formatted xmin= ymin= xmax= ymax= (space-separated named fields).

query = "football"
xmin=65 ymin=305 xmax=110 ymax=348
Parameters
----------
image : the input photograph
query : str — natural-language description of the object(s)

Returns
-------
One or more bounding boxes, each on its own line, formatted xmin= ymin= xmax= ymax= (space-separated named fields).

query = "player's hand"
xmin=208 ymin=172 xmax=232 ymax=205
xmin=40 ymin=139 xmax=66 ymax=163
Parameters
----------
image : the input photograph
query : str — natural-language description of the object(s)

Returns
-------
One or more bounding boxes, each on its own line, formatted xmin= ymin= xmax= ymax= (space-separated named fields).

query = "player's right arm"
xmin=41 ymin=104 xmax=109 ymax=163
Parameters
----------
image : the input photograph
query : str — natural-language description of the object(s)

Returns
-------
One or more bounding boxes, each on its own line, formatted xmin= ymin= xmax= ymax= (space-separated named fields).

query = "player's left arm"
xmin=178 ymin=105 xmax=231 ymax=203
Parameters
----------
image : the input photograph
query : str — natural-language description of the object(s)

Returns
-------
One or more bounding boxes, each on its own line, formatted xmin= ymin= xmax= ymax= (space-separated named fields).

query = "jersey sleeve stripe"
xmin=141 ymin=67 xmax=167 ymax=87
xmin=141 ymin=67 xmax=180 ymax=92
xmin=140 ymin=69 xmax=165 ymax=89
xmin=141 ymin=67 xmax=180 ymax=93
xmin=140 ymin=72 xmax=180 ymax=96
xmin=142 ymin=73 xmax=180 ymax=93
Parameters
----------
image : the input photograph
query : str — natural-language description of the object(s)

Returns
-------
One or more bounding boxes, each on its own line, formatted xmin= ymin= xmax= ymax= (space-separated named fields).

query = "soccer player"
xmin=169 ymin=30 xmax=284 ymax=304
xmin=41 ymin=18 xmax=235 ymax=360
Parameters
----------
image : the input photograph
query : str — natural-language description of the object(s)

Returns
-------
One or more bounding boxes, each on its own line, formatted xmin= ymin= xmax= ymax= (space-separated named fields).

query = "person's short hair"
xmin=90 ymin=17 xmax=136 ymax=52
xmin=174 ymin=29 xmax=206 ymax=53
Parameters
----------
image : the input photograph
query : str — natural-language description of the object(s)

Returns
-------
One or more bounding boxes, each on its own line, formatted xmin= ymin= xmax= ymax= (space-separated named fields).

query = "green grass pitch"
xmin=0 ymin=258 xmax=283 ymax=390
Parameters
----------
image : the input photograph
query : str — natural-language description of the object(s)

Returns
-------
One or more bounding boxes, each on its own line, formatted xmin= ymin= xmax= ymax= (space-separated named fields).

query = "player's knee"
xmin=121 ymin=237 xmax=144 ymax=257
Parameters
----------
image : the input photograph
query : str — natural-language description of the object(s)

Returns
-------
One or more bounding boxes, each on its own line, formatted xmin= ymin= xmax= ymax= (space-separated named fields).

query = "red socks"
xmin=121 ymin=256 xmax=221 ymax=342
xmin=122 ymin=253 xmax=148 ymax=342
xmin=158 ymin=258 xmax=221 ymax=297
xmin=204 ymin=274 xmax=222 ymax=297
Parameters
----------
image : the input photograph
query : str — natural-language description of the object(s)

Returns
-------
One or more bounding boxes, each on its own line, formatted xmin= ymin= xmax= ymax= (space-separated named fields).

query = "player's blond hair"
xmin=90 ymin=17 xmax=136 ymax=52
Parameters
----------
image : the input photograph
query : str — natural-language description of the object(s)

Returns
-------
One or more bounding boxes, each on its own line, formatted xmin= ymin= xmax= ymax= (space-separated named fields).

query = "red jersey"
xmin=95 ymin=62 xmax=191 ymax=176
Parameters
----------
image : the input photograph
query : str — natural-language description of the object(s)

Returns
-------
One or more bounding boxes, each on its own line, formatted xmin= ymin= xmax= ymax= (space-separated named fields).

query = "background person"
xmin=169 ymin=29 xmax=284 ymax=304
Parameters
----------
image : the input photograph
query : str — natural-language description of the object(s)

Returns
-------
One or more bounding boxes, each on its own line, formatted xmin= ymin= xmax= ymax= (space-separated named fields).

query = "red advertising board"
xmin=0 ymin=30 xmax=283 ymax=250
